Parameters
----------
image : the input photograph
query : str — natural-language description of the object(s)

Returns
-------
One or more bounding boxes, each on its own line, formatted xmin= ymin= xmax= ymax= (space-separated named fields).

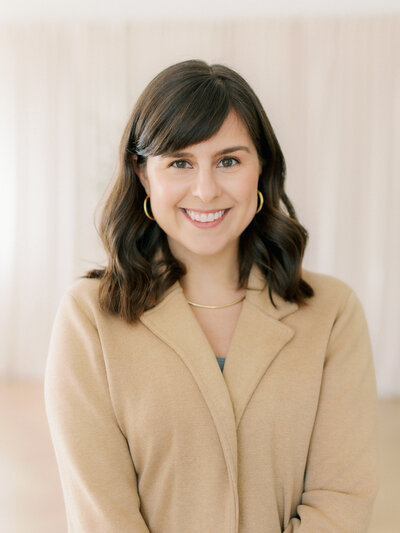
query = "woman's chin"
xmin=167 ymin=235 xmax=238 ymax=262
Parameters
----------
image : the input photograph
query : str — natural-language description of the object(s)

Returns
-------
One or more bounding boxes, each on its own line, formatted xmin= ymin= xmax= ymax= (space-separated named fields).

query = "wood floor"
xmin=0 ymin=380 xmax=398 ymax=532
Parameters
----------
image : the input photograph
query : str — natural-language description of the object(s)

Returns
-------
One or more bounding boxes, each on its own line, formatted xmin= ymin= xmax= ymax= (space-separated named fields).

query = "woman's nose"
xmin=191 ymin=167 xmax=221 ymax=203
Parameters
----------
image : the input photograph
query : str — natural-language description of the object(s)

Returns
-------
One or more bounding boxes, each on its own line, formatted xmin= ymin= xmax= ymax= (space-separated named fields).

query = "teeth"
xmin=185 ymin=209 xmax=226 ymax=222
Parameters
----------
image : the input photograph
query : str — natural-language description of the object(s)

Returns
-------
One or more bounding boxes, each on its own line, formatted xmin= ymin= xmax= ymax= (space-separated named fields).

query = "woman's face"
xmin=134 ymin=110 xmax=262 ymax=262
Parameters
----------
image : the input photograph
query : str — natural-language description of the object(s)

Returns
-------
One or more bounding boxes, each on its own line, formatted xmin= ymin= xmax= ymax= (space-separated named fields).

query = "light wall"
xmin=0 ymin=0 xmax=399 ymax=20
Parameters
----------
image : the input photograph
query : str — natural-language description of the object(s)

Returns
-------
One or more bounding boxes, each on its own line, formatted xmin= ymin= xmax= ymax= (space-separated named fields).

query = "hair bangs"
xmin=137 ymin=78 xmax=232 ymax=158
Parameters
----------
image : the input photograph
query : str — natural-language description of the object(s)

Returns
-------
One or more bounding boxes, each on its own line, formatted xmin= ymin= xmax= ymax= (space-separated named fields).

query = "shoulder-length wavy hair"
xmin=85 ymin=59 xmax=314 ymax=322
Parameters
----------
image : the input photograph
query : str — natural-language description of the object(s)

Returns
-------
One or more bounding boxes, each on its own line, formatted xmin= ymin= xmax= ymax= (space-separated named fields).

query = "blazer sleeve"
xmin=44 ymin=291 xmax=151 ymax=533
xmin=283 ymin=289 xmax=380 ymax=533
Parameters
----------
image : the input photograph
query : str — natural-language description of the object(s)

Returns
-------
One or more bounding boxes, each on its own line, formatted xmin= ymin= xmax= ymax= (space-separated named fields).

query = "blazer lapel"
xmin=139 ymin=264 xmax=298 ymax=485
xmin=222 ymin=267 xmax=298 ymax=429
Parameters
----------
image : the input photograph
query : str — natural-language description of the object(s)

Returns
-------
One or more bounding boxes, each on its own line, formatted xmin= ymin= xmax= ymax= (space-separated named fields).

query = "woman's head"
xmin=133 ymin=108 xmax=262 ymax=264
xmin=87 ymin=59 xmax=313 ymax=322
xmin=125 ymin=59 xmax=286 ymax=219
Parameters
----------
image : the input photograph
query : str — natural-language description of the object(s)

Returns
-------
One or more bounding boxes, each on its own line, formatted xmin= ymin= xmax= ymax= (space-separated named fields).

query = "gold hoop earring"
xmin=255 ymin=190 xmax=264 ymax=214
xmin=143 ymin=195 xmax=155 ymax=220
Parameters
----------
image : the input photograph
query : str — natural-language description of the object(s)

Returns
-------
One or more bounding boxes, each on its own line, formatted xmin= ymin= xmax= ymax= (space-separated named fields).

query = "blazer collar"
xmin=139 ymin=264 xmax=298 ymax=493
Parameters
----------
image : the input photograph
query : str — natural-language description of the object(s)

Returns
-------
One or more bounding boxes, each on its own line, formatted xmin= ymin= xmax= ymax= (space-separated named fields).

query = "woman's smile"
xmin=180 ymin=207 xmax=231 ymax=228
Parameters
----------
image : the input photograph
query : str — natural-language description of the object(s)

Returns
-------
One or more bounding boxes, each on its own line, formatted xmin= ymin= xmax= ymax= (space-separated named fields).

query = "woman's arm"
xmin=44 ymin=291 xmax=151 ymax=533
xmin=283 ymin=289 xmax=379 ymax=532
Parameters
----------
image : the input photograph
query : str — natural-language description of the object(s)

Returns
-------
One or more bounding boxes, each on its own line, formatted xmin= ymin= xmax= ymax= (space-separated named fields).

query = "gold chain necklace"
xmin=186 ymin=294 xmax=246 ymax=309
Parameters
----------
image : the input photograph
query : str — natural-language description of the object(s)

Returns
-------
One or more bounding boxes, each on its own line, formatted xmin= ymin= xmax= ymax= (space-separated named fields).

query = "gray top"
xmin=216 ymin=356 xmax=226 ymax=372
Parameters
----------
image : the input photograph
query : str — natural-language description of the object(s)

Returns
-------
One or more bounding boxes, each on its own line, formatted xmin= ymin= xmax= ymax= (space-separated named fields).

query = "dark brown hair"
xmin=85 ymin=59 xmax=314 ymax=322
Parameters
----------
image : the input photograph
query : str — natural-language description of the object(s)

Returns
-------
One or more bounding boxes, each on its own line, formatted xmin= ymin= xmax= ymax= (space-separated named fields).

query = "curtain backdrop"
xmin=0 ymin=15 xmax=398 ymax=396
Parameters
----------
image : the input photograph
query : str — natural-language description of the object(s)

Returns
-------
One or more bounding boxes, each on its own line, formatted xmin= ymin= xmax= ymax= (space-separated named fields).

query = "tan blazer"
xmin=44 ymin=265 xmax=379 ymax=533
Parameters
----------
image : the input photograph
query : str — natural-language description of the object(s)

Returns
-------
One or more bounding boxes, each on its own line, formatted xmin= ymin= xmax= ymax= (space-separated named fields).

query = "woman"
xmin=44 ymin=59 xmax=379 ymax=532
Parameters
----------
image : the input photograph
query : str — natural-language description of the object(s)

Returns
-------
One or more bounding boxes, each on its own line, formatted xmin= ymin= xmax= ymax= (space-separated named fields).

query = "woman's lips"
xmin=180 ymin=208 xmax=231 ymax=228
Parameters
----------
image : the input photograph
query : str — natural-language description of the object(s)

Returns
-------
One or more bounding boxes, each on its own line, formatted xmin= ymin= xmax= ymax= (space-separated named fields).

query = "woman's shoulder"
xmin=302 ymin=268 xmax=354 ymax=296
xmin=300 ymin=268 xmax=363 ymax=314
xmin=56 ymin=276 xmax=103 ymax=324
xmin=63 ymin=276 xmax=100 ymax=302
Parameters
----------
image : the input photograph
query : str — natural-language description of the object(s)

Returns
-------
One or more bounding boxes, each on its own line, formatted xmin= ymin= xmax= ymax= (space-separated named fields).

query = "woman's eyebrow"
xmin=160 ymin=145 xmax=250 ymax=159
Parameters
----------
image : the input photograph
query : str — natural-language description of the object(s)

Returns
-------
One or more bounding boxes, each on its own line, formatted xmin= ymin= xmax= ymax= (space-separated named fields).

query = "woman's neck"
xmin=171 ymin=242 xmax=245 ymax=305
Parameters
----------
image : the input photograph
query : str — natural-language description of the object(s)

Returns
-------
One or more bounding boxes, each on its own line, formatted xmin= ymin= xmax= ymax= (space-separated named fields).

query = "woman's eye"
xmin=171 ymin=160 xmax=190 ymax=169
xmin=218 ymin=157 xmax=239 ymax=168
xmin=170 ymin=157 xmax=239 ymax=169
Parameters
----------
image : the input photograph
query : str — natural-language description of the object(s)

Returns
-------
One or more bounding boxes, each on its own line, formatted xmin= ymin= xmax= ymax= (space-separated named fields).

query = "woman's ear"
xmin=132 ymin=155 xmax=149 ymax=195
